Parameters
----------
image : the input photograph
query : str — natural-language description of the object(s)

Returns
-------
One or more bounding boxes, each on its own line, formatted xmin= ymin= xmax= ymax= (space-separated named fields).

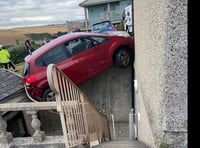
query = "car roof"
xmin=24 ymin=32 xmax=112 ymax=61
xmin=92 ymin=20 xmax=112 ymax=26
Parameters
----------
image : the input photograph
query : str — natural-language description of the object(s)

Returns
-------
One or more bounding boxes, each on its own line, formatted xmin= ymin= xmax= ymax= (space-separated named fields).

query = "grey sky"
xmin=0 ymin=0 xmax=85 ymax=29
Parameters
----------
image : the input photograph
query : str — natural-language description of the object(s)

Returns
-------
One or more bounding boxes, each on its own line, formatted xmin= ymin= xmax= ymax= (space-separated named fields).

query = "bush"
xmin=8 ymin=44 xmax=39 ymax=64
xmin=116 ymin=22 xmax=125 ymax=31
xmin=7 ymin=31 xmax=68 ymax=65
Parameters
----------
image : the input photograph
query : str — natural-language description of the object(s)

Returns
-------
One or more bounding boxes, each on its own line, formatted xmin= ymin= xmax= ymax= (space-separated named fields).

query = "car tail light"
xmin=23 ymin=75 xmax=37 ymax=86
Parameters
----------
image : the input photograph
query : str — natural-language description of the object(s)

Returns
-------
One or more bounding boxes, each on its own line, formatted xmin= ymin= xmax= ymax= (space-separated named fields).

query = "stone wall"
xmin=134 ymin=0 xmax=187 ymax=147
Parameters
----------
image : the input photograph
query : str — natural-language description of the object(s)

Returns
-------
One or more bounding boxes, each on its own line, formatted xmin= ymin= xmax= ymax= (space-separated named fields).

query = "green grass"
xmin=15 ymin=62 xmax=24 ymax=75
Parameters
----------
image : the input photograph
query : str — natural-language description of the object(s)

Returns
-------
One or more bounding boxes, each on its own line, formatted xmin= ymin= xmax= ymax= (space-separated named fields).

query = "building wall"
xmin=85 ymin=0 xmax=132 ymax=27
xmin=79 ymin=66 xmax=132 ymax=140
xmin=35 ymin=66 xmax=133 ymax=140
xmin=134 ymin=0 xmax=187 ymax=147
xmin=79 ymin=66 xmax=132 ymax=123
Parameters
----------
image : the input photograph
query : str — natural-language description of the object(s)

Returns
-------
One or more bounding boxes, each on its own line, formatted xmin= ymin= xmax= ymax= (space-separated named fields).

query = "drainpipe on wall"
xmin=110 ymin=114 xmax=116 ymax=140
xmin=129 ymin=108 xmax=138 ymax=140
xmin=131 ymin=67 xmax=138 ymax=139
xmin=107 ymin=0 xmax=111 ymax=20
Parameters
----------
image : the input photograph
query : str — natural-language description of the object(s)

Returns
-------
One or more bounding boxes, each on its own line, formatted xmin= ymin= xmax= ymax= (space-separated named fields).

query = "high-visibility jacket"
xmin=0 ymin=49 xmax=10 ymax=63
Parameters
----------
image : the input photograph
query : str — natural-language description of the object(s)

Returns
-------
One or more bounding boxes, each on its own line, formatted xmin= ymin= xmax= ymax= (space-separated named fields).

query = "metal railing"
xmin=47 ymin=64 xmax=111 ymax=148
xmin=88 ymin=10 xmax=123 ymax=28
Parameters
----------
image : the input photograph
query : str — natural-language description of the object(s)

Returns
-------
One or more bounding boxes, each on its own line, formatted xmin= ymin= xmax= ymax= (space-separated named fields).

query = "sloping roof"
xmin=0 ymin=69 xmax=25 ymax=103
xmin=79 ymin=0 xmax=120 ymax=7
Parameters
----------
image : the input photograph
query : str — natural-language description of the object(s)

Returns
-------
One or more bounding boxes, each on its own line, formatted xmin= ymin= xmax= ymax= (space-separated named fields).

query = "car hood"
xmin=103 ymin=31 xmax=131 ymax=37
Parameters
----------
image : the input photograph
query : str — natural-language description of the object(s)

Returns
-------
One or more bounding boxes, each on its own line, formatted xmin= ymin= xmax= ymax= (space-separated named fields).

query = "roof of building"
xmin=79 ymin=0 xmax=120 ymax=7
xmin=0 ymin=69 xmax=25 ymax=103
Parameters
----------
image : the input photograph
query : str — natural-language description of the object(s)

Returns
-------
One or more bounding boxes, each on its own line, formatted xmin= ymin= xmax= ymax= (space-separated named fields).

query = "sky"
xmin=0 ymin=0 xmax=85 ymax=29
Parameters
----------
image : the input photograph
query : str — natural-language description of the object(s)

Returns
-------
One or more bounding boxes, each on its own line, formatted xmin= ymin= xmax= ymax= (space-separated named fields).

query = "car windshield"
xmin=93 ymin=21 xmax=111 ymax=30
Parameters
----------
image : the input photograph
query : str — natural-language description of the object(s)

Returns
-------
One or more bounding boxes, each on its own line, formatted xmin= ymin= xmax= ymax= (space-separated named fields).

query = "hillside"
xmin=0 ymin=24 xmax=68 ymax=46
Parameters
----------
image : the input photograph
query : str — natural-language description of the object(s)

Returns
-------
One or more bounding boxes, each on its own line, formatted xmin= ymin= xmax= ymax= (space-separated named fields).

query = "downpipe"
xmin=110 ymin=114 xmax=116 ymax=140
xmin=129 ymin=108 xmax=138 ymax=140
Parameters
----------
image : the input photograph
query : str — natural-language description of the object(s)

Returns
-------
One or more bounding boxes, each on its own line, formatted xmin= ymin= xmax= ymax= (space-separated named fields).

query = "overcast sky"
xmin=0 ymin=0 xmax=85 ymax=29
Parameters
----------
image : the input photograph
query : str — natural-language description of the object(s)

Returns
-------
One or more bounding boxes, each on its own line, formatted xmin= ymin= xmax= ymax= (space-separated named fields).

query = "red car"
xmin=22 ymin=32 xmax=134 ymax=101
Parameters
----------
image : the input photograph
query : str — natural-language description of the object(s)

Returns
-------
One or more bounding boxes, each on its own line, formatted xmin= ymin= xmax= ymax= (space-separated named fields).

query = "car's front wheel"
xmin=115 ymin=48 xmax=131 ymax=68
xmin=42 ymin=88 xmax=55 ymax=102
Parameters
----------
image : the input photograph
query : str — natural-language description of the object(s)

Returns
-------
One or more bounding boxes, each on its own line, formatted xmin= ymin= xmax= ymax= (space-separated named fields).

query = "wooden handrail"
xmin=0 ymin=102 xmax=56 ymax=112
xmin=47 ymin=64 xmax=110 ymax=148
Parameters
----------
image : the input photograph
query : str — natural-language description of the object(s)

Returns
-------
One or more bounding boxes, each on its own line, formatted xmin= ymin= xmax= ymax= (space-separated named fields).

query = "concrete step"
xmin=92 ymin=140 xmax=149 ymax=148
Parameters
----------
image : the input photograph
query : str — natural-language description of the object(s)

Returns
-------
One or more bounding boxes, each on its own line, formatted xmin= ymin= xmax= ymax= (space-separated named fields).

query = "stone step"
xmin=92 ymin=140 xmax=149 ymax=148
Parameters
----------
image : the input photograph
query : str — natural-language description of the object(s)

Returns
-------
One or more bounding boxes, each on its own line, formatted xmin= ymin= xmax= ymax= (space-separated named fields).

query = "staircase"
xmin=93 ymin=140 xmax=148 ymax=148
xmin=47 ymin=64 xmax=148 ymax=148
xmin=96 ymin=122 xmax=148 ymax=148
xmin=0 ymin=66 xmax=149 ymax=147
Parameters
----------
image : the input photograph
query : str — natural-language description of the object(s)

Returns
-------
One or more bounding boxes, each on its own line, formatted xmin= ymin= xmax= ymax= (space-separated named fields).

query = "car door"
xmin=57 ymin=38 xmax=96 ymax=84
xmin=73 ymin=36 xmax=111 ymax=81
xmin=59 ymin=36 xmax=111 ymax=84
xmin=86 ymin=36 xmax=112 ymax=72
xmin=67 ymin=37 xmax=97 ymax=83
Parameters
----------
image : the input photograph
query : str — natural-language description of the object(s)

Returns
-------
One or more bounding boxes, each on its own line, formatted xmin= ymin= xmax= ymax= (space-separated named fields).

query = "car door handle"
xmin=75 ymin=60 xmax=81 ymax=64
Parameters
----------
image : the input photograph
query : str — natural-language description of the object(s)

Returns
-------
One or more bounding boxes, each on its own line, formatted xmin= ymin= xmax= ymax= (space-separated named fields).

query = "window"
xmin=36 ymin=44 xmax=70 ymax=66
xmin=90 ymin=36 xmax=108 ymax=44
xmin=69 ymin=38 xmax=94 ymax=56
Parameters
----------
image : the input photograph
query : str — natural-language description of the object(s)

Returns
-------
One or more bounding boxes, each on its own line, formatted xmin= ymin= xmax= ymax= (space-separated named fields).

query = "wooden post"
xmin=80 ymin=94 xmax=90 ymax=144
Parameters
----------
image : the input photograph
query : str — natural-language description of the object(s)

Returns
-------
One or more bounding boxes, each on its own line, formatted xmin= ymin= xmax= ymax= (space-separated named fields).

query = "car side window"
xmin=68 ymin=38 xmax=94 ymax=56
xmin=65 ymin=39 xmax=81 ymax=54
xmin=90 ymin=37 xmax=108 ymax=44
xmin=35 ymin=44 xmax=71 ymax=66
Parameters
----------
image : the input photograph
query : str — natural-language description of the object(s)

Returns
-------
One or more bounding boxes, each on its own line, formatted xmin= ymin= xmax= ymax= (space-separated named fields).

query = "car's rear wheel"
xmin=42 ymin=88 xmax=55 ymax=102
xmin=115 ymin=48 xmax=131 ymax=68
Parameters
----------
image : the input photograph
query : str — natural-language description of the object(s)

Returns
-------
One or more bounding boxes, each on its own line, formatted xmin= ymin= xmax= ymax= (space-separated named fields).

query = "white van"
xmin=122 ymin=5 xmax=133 ymax=35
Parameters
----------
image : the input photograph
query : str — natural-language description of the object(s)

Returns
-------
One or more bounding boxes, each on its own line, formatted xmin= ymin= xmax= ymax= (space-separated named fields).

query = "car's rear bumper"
xmin=25 ymin=86 xmax=43 ymax=101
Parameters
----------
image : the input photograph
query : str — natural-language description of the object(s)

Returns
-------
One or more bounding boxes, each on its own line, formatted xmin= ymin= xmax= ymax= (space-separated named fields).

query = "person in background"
xmin=51 ymin=34 xmax=58 ymax=40
xmin=124 ymin=11 xmax=132 ymax=34
xmin=43 ymin=37 xmax=49 ymax=45
xmin=0 ymin=45 xmax=16 ymax=70
xmin=25 ymin=38 xmax=32 ymax=54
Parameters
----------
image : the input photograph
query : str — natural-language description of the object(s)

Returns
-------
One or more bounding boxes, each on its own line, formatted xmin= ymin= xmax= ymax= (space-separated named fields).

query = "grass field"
xmin=0 ymin=24 xmax=68 ymax=46
xmin=15 ymin=62 xmax=25 ymax=75
xmin=0 ymin=24 xmax=69 ymax=75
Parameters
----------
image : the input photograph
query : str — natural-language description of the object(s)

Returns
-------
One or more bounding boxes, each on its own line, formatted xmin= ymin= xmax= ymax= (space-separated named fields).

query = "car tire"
xmin=42 ymin=88 xmax=55 ymax=102
xmin=115 ymin=48 xmax=131 ymax=68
